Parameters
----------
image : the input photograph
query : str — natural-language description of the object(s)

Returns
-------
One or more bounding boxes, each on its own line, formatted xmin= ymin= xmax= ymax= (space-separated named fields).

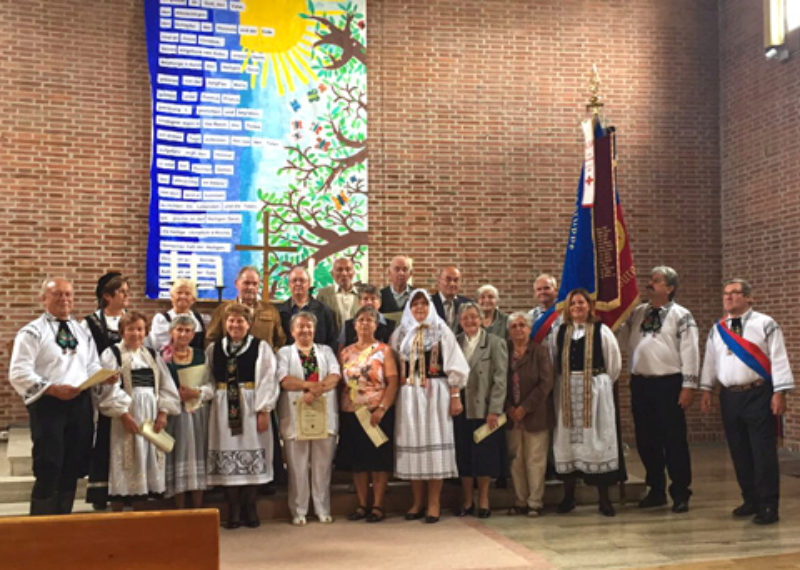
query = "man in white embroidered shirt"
xmin=9 ymin=278 xmax=107 ymax=515
xmin=700 ymin=278 xmax=793 ymax=525
xmin=619 ymin=266 xmax=699 ymax=514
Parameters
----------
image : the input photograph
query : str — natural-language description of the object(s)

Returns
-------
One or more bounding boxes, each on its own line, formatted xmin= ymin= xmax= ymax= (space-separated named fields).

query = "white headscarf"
xmin=397 ymin=289 xmax=448 ymax=358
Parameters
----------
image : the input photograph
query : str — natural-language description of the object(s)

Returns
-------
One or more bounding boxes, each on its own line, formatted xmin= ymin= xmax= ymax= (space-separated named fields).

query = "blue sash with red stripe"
xmin=530 ymin=306 xmax=558 ymax=344
xmin=715 ymin=319 xmax=772 ymax=383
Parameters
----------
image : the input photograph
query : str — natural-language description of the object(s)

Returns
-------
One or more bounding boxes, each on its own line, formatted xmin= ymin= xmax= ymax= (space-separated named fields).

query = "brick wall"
xmin=0 ymin=0 xmax=727 ymax=446
xmin=719 ymin=1 xmax=800 ymax=449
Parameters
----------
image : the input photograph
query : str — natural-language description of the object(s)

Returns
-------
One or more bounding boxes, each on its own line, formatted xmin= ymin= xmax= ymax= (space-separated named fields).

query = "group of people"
xmin=8 ymin=256 xmax=792 ymax=528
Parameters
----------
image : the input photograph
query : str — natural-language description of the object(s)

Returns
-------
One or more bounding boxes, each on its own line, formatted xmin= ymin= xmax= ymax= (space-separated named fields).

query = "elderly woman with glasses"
xmin=161 ymin=315 xmax=214 ymax=509
xmin=453 ymin=301 xmax=508 ymax=518
xmin=505 ymin=311 xmax=554 ymax=517
xmin=390 ymin=289 xmax=469 ymax=524
xmin=336 ymin=305 xmax=399 ymax=523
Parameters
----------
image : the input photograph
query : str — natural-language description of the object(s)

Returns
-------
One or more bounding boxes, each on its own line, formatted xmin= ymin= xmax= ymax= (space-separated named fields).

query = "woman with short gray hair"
xmin=162 ymin=315 xmax=213 ymax=509
xmin=477 ymin=284 xmax=509 ymax=340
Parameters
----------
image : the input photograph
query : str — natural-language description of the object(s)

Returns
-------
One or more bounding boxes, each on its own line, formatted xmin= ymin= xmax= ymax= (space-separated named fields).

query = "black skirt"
xmin=335 ymin=407 xmax=395 ymax=473
xmin=453 ymin=410 xmax=505 ymax=479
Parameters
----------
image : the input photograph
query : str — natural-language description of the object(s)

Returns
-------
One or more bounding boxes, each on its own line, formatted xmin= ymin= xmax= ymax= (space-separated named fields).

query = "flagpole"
xmin=586 ymin=64 xmax=604 ymax=127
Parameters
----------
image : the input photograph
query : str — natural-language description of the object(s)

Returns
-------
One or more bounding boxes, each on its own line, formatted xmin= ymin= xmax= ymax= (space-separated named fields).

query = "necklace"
xmin=173 ymin=348 xmax=192 ymax=363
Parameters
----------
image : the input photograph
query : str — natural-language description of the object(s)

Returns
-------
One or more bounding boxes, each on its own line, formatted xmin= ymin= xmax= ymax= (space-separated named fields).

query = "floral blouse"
xmin=339 ymin=342 xmax=396 ymax=413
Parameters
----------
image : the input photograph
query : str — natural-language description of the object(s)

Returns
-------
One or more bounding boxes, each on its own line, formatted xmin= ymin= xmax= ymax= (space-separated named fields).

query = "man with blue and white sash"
xmin=528 ymin=274 xmax=561 ymax=345
xmin=700 ymin=278 xmax=793 ymax=525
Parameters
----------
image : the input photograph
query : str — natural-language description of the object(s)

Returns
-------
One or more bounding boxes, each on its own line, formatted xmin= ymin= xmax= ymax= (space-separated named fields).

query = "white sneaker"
xmin=291 ymin=516 xmax=307 ymax=526
xmin=318 ymin=514 xmax=334 ymax=523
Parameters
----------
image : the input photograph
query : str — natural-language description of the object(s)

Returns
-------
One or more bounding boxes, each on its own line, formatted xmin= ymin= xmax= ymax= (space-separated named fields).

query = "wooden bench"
xmin=0 ymin=509 xmax=219 ymax=570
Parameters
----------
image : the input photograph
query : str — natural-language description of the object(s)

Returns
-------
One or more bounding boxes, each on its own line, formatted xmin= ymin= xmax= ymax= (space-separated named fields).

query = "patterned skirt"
xmin=165 ymin=403 xmax=209 ymax=496
xmin=207 ymin=388 xmax=273 ymax=487
xmin=394 ymin=377 xmax=457 ymax=480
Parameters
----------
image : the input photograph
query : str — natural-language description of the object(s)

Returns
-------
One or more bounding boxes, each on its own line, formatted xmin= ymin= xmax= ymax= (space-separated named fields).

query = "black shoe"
xmin=366 ymin=506 xmax=385 ymax=523
xmin=92 ymin=502 xmax=107 ymax=512
xmin=477 ymin=508 xmax=491 ymax=519
xmin=753 ymin=506 xmax=779 ymax=525
xmin=456 ymin=505 xmax=474 ymax=517
xmin=732 ymin=502 xmax=757 ymax=517
xmin=405 ymin=509 xmax=426 ymax=520
xmin=556 ymin=497 xmax=575 ymax=514
xmin=348 ymin=505 xmax=368 ymax=521
xmin=225 ymin=519 xmax=241 ymax=529
xmin=671 ymin=500 xmax=690 ymax=514
xmin=425 ymin=515 xmax=440 ymax=524
xmin=599 ymin=502 xmax=616 ymax=517
xmin=638 ymin=491 xmax=667 ymax=509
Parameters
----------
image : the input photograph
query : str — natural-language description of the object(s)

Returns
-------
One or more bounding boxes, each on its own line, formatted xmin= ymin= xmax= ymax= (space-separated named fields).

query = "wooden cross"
xmin=234 ymin=208 xmax=295 ymax=301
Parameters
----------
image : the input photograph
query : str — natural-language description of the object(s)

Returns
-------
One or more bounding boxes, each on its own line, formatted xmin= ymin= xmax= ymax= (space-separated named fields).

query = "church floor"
xmin=220 ymin=444 xmax=800 ymax=569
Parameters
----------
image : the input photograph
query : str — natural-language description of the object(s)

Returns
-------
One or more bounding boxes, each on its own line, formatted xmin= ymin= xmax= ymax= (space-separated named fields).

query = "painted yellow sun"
xmin=239 ymin=0 xmax=325 ymax=94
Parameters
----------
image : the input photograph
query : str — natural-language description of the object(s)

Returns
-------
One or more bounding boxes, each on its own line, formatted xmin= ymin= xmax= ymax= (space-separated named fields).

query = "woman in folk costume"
xmin=551 ymin=288 xmax=625 ymax=517
xmin=206 ymin=303 xmax=278 ymax=529
xmin=97 ymin=311 xmax=180 ymax=511
xmin=389 ymin=289 xmax=469 ymax=524
xmin=161 ymin=315 xmax=213 ymax=508
xmin=83 ymin=271 xmax=130 ymax=510
xmin=147 ymin=278 xmax=210 ymax=352
xmin=276 ymin=311 xmax=342 ymax=526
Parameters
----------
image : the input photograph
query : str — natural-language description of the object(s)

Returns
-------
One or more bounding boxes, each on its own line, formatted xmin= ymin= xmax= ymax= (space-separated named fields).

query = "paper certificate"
xmin=140 ymin=420 xmax=175 ymax=453
xmin=177 ymin=365 xmax=206 ymax=412
xmin=296 ymin=396 xmax=328 ymax=440
xmin=473 ymin=413 xmax=508 ymax=444
xmin=78 ymin=368 xmax=117 ymax=391
xmin=355 ymin=406 xmax=388 ymax=448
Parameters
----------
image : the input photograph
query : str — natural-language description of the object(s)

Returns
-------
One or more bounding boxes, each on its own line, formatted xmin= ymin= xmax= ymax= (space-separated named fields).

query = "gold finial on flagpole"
xmin=586 ymin=64 xmax=604 ymax=119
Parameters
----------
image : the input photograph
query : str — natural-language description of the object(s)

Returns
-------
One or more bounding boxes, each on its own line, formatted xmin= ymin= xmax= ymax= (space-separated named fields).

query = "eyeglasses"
xmin=723 ymin=290 xmax=744 ymax=297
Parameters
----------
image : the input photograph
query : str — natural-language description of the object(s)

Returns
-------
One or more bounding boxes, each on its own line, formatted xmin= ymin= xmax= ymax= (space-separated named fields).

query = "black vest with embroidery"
xmin=85 ymin=312 xmax=121 ymax=354
xmin=162 ymin=310 xmax=206 ymax=349
xmin=556 ymin=322 xmax=605 ymax=372
xmin=212 ymin=337 xmax=259 ymax=383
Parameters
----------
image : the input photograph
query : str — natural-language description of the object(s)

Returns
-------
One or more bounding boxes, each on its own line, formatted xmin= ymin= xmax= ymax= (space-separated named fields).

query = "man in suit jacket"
xmin=431 ymin=265 xmax=471 ymax=333
xmin=315 ymin=257 xmax=360 ymax=332
xmin=379 ymin=255 xmax=413 ymax=314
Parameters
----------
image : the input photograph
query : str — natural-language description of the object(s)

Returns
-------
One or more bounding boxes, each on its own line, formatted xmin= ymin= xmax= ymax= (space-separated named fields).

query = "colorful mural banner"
xmin=144 ymin=0 xmax=368 ymax=300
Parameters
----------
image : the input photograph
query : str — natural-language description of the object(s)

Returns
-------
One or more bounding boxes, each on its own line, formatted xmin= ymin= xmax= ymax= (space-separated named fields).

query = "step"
xmin=7 ymin=428 xmax=32 ymax=477
xmin=0 ymin=475 xmax=645 ymax=518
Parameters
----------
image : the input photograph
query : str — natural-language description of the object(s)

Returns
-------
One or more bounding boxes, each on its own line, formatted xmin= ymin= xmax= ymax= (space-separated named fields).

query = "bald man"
xmin=315 ymin=257 xmax=360 ymax=331
xmin=9 ymin=278 xmax=108 ymax=515
xmin=431 ymin=266 xmax=471 ymax=333
xmin=380 ymin=255 xmax=413 ymax=313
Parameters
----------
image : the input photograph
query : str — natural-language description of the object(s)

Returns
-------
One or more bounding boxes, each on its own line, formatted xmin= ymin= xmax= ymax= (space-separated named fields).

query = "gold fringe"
xmin=560 ymin=324 xmax=595 ymax=429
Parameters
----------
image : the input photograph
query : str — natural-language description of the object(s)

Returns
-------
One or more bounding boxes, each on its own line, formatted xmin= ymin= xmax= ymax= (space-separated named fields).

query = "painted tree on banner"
xmin=258 ymin=0 xmax=367 ymax=297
